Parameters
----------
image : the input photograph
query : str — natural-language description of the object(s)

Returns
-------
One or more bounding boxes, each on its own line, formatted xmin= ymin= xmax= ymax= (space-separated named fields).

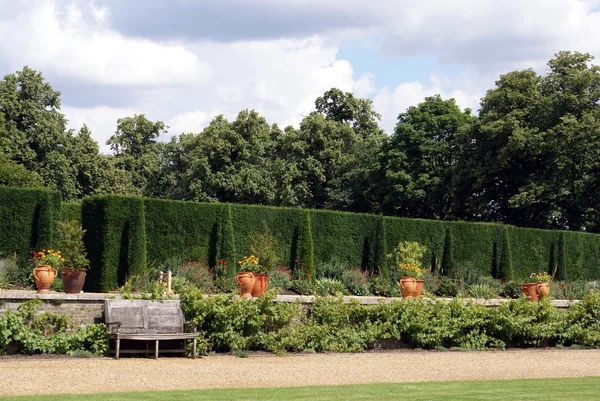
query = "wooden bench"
xmin=105 ymin=299 xmax=198 ymax=360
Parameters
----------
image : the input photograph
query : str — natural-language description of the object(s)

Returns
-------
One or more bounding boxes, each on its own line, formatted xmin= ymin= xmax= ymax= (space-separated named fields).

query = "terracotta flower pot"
xmin=236 ymin=272 xmax=256 ymax=298
xmin=415 ymin=280 xmax=424 ymax=297
xmin=400 ymin=276 xmax=418 ymax=298
xmin=251 ymin=273 xmax=269 ymax=297
xmin=33 ymin=264 xmax=57 ymax=294
xmin=536 ymin=282 xmax=550 ymax=299
xmin=521 ymin=283 xmax=539 ymax=302
xmin=61 ymin=268 xmax=87 ymax=294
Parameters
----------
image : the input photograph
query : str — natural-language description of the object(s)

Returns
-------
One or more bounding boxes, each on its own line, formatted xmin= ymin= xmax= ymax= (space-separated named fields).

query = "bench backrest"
xmin=104 ymin=300 xmax=185 ymax=334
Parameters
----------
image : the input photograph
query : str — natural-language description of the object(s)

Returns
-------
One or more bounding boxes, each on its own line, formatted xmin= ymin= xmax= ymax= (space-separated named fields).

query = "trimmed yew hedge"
xmin=80 ymin=195 xmax=600 ymax=291
xmin=0 ymin=186 xmax=61 ymax=265
xmin=82 ymin=195 xmax=146 ymax=292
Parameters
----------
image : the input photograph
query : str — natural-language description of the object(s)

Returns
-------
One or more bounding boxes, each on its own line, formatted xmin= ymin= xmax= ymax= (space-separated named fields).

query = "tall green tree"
xmin=0 ymin=66 xmax=77 ymax=199
xmin=455 ymin=52 xmax=600 ymax=231
xmin=175 ymin=111 xmax=277 ymax=204
xmin=107 ymin=114 xmax=166 ymax=196
xmin=374 ymin=95 xmax=475 ymax=219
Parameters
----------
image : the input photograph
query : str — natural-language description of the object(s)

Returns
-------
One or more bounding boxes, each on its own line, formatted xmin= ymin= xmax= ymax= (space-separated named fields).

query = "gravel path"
xmin=1 ymin=349 xmax=600 ymax=396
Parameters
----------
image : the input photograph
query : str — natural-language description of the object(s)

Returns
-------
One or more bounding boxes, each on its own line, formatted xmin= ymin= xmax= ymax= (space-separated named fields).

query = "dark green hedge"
xmin=0 ymin=186 xmax=61 ymax=264
xmin=82 ymin=195 xmax=146 ymax=292
xmin=60 ymin=202 xmax=82 ymax=223
xmin=81 ymin=195 xmax=600 ymax=291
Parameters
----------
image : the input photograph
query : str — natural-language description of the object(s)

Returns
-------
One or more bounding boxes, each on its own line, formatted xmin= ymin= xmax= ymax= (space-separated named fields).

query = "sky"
xmin=2 ymin=0 xmax=600 ymax=152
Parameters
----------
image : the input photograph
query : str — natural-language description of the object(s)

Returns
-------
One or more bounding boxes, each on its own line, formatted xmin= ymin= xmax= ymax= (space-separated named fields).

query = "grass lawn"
xmin=2 ymin=377 xmax=599 ymax=401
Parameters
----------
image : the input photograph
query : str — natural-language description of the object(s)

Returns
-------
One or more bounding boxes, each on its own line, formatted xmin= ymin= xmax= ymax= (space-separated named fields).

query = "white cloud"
xmin=0 ymin=0 xmax=211 ymax=86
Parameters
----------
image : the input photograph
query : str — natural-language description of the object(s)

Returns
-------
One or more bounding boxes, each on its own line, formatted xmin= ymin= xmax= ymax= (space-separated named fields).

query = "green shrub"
xmin=468 ymin=284 xmax=498 ymax=299
xmin=316 ymin=278 xmax=348 ymax=296
xmin=502 ymin=280 xmax=522 ymax=299
xmin=341 ymin=268 xmax=370 ymax=296
xmin=498 ymin=227 xmax=514 ymax=281
xmin=56 ymin=220 xmax=89 ymax=271
xmin=316 ymin=257 xmax=347 ymax=280
xmin=180 ymin=260 xmax=214 ymax=293
xmin=436 ymin=277 xmax=460 ymax=297
xmin=291 ymin=279 xmax=315 ymax=295
xmin=249 ymin=225 xmax=278 ymax=273
xmin=0 ymin=299 xmax=107 ymax=355
xmin=369 ymin=276 xmax=401 ymax=297
xmin=564 ymin=293 xmax=600 ymax=346
xmin=267 ymin=266 xmax=292 ymax=293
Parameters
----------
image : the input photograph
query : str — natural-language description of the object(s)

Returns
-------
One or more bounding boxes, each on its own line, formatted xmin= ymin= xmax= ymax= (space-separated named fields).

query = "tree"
xmin=175 ymin=111 xmax=277 ymax=204
xmin=107 ymin=114 xmax=166 ymax=196
xmin=455 ymin=52 xmax=600 ymax=231
xmin=440 ymin=227 xmax=455 ymax=277
xmin=375 ymin=95 xmax=475 ymax=219
xmin=0 ymin=66 xmax=77 ymax=199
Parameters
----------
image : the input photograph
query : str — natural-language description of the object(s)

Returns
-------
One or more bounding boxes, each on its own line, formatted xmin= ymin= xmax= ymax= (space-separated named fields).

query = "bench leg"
xmin=155 ymin=340 xmax=159 ymax=359
xmin=116 ymin=338 xmax=120 ymax=360
xmin=193 ymin=338 xmax=197 ymax=359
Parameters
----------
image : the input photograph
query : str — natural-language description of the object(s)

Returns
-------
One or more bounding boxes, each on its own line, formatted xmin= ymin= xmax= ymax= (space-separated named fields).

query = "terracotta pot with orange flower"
xmin=31 ymin=249 xmax=64 ymax=294
xmin=387 ymin=241 xmax=427 ymax=298
xmin=522 ymin=272 xmax=552 ymax=301
xmin=236 ymin=255 xmax=263 ymax=298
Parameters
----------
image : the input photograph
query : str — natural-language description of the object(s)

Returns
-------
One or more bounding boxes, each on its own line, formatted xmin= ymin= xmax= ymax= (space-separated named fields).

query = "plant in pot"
xmin=31 ymin=249 xmax=64 ymax=294
xmin=248 ymin=226 xmax=278 ymax=297
xmin=522 ymin=272 xmax=552 ymax=301
xmin=57 ymin=220 xmax=90 ymax=294
xmin=236 ymin=255 xmax=261 ymax=298
xmin=387 ymin=241 xmax=426 ymax=298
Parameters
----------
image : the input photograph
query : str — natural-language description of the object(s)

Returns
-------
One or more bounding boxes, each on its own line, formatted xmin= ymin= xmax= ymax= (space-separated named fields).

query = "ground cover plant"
xmin=1 ymin=377 xmax=599 ymax=401
xmin=0 ymin=299 xmax=107 ymax=356
xmin=179 ymin=286 xmax=600 ymax=355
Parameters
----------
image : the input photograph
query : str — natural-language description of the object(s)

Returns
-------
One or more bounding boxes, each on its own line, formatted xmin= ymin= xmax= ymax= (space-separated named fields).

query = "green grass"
xmin=2 ymin=377 xmax=600 ymax=401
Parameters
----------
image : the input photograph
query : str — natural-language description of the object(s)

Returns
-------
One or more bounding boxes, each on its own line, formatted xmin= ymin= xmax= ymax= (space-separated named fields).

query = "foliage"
xmin=291 ymin=279 xmax=315 ymax=295
xmin=30 ymin=249 xmax=64 ymax=271
xmin=316 ymin=257 xmax=348 ymax=280
xmin=180 ymin=260 xmax=215 ymax=293
xmin=249 ymin=226 xmax=278 ymax=273
xmin=178 ymin=289 xmax=600 ymax=354
xmin=56 ymin=220 xmax=89 ymax=271
xmin=316 ymin=278 xmax=348 ymax=296
xmin=268 ymin=266 xmax=293 ymax=293
xmin=436 ymin=277 xmax=460 ymax=297
xmin=502 ymin=281 xmax=523 ymax=299
xmin=0 ymin=299 xmax=107 ymax=355
xmin=369 ymin=276 xmax=401 ymax=298
xmin=557 ymin=232 xmax=568 ymax=281
xmin=373 ymin=95 xmax=475 ymax=219
xmin=0 ymin=157 xmax=43 ymax=188
xmin=238 ymin=255 xmax=263 ymax=274
xmin=498 ymin=227 xmax=514 ymax=281
xmin=468 ymin=284 xmax=498 ymax=299
xmin=532 ymin=272 xmax=553 ymax=283
xmin=440 ymin=229 xmax=455 ymax=276
xmin=340 ymin=268 xmax=370 ymax=296
xmin=82 ymin=195 xmax=147 ymax=292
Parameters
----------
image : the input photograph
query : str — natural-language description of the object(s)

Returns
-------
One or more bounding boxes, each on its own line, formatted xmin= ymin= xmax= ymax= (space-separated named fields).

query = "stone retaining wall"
xmin=0 ymin=292 xmax=579 ymax=328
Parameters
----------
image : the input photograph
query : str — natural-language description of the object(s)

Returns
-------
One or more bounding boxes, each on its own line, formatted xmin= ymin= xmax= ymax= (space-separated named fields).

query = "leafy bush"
xmin=0 ymin=299 xmax=107 ymax=355
xmin=436 ymin=277 xmax=460 ymax=297
xmin=502 ymin=280 xmax=522 ymax=299
xmin=291 ymin=279 xmax=315 ymax=295
xmin=315 ymin=257 xmax=347 ymax=280
xmin=468 ymin=284 xmax=498 ymax=299
xmin=369 ymin=276 xmax=401 ymax=297
xmin=268 ymin=266 xmax=293 ymax=293
xmin=2 ymin=253 xmax=32 ymax=288
xmin=56 ymin=220 xmax=89 ymax=271
xmin=178 ymin=286 xmax=600 ymax=354
xmin=249 ymin=226 xmax=279 ymax=273
xmin=180 ymin=260 xmax=214 ymax=293
xmin=316 ymin=278 xmax=348 ymax=296
xmin=341 ymin=268 xmax=370 ymax=296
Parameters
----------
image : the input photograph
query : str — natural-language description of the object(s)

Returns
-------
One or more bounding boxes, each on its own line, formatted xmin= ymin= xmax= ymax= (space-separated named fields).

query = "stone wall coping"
xmin=0 ymin=291 xmax=579 ymax=308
